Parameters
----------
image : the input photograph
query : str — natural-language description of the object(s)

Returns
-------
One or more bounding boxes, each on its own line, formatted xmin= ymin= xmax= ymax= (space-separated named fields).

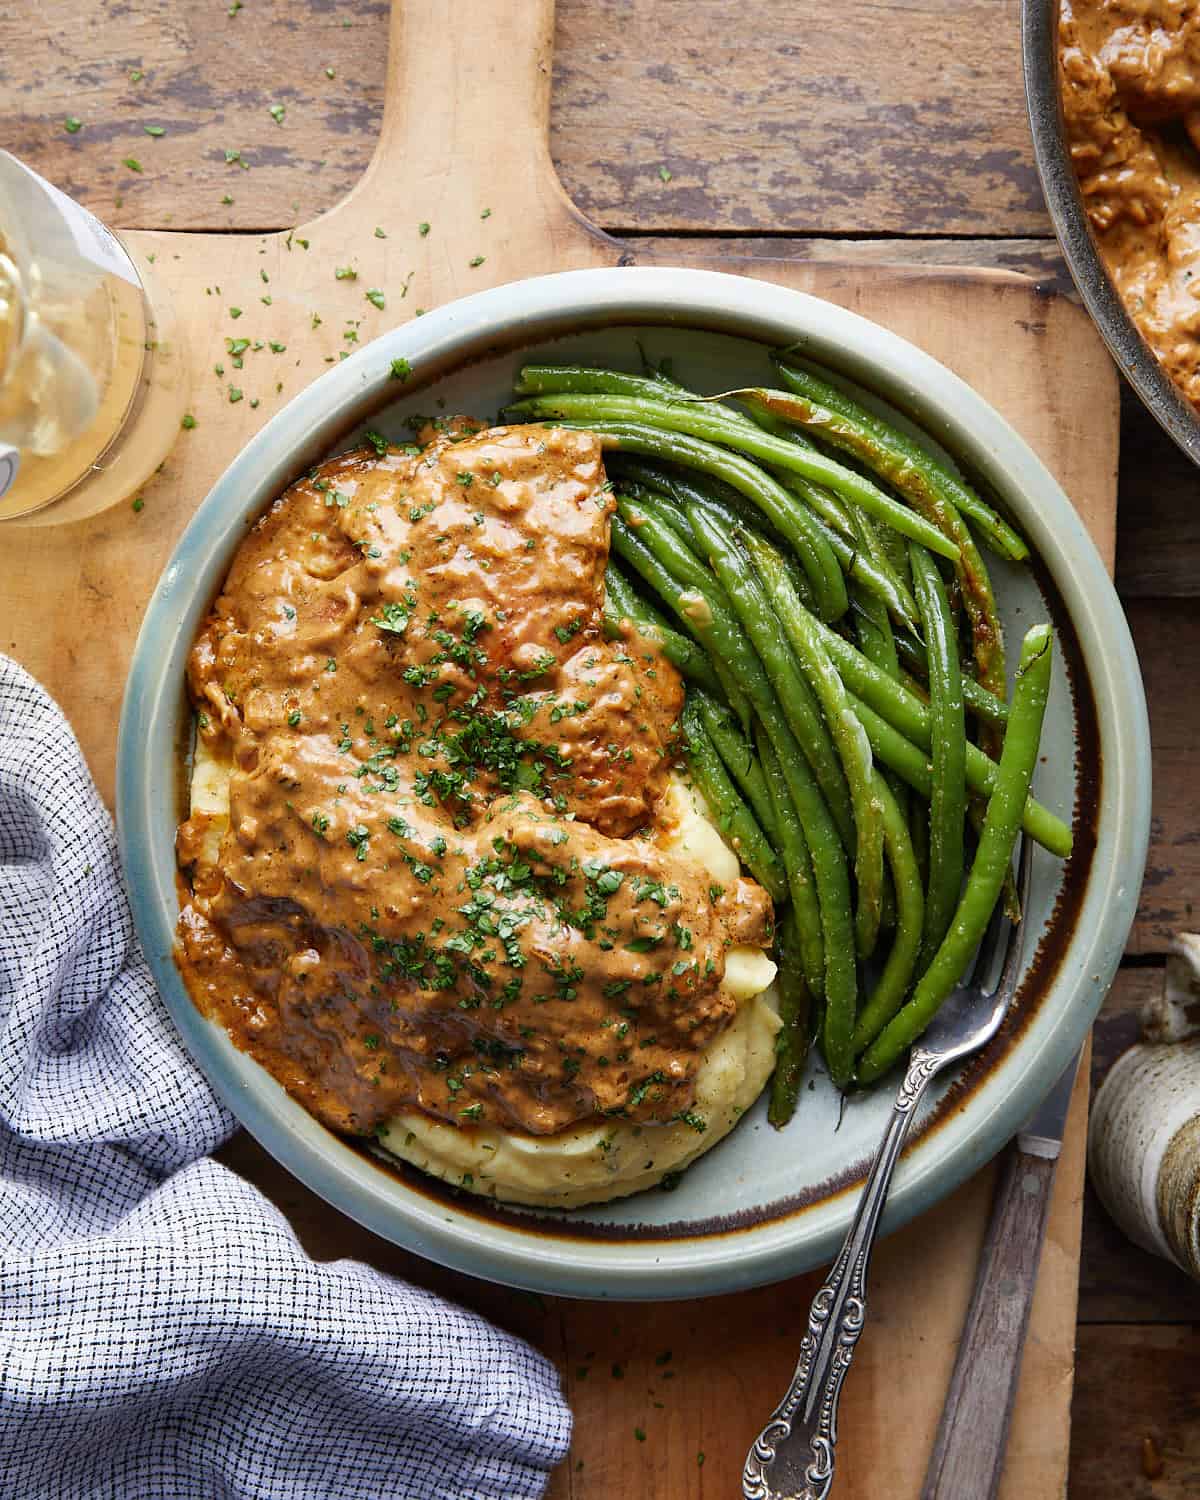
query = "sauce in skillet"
xmin=1060 ymin=0 xmax=1200 ymax=408
xmin=175 ymin=422 xmax=772 ymax=1142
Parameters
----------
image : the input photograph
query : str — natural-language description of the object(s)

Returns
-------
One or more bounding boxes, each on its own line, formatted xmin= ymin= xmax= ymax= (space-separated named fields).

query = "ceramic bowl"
xmin=118 ymin=266 xmax=1150 ymax=1299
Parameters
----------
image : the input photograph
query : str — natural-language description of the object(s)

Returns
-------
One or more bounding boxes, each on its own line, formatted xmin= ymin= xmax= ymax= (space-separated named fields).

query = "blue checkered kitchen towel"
xmin=0 ymin=656 xmax=571 ymax=1500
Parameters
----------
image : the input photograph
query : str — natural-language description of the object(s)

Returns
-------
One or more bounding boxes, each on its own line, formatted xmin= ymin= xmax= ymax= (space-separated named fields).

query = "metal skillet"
xmin=1022 ymin=0 xmax=1200 ymax=470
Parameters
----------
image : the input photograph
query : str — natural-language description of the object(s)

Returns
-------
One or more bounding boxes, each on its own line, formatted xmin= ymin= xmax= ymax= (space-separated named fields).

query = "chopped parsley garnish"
xmin=371 ymin=602 xmax=410 ymax=635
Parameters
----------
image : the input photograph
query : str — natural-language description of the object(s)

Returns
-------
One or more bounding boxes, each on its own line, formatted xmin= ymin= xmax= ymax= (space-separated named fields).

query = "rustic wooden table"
xmin=4 ymin=0 xmax=1198 ymax=1493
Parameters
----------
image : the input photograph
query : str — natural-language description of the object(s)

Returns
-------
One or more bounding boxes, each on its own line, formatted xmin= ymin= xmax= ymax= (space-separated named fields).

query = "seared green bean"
xmin=506 ymin=391 xmax=960 ymax=563
xmin=681 ymin=699 xmax=787 ymax=904
xmin=772 ymin=357 xmax=1030 ymax=562
xmin=515 ymin=363 xmax=753 ymax=432
xmin=744 ymin=529 xmax=885 ymax=960
xmin=684 ymin=502 xmax=856 ymax=852
xmin=851 ymin=583 xmax=900 ymax=679
xmin=858 ymin=624 xmax=1055 ymax=1082
xmin=744 ymin=399 xmax=921 ymax=621
xmin=615 ymin=496 xmax=711 ymax=593
xmin=692 ymin=689 xmax=779 ymax=844
xmin=910 ymin=545 xmax=967 ymax=966
xmin=757 ymin=724 xmax=825 ymax=1000
xmin=760 ymin=370 xmax=1009 ymax=704
xmin=768 ymin=908 xmax=813 ymax=1128
xmin=850 ymin=774 xmax=925 ymax=1054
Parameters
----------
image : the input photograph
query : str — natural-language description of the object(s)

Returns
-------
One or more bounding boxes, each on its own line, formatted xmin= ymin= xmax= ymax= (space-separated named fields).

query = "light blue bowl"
xmin=118 ymin=267 xmax=1150 ymax=1299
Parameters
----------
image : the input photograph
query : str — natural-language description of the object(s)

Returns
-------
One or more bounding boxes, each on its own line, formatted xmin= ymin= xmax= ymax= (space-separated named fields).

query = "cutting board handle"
xmin=313 ymin=0 xmax=602 ymax=251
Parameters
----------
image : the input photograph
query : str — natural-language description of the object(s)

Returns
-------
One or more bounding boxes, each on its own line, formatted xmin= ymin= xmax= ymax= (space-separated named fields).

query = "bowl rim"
xmin=1021 ymin=0 xmax=1200 ymax=468
xmin=118 ymin=264 xmax=1150 ymax=1299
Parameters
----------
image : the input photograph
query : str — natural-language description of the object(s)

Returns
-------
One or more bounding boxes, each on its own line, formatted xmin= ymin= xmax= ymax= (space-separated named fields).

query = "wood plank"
xmin=1125 ymin=600 xmax=1200 ymax=955
xmin=1070 ymin=1326 xmax=1200 ymax=1499
xmin=1113 ymin=387 xmax=1200 ymax=601
xmin=4 ymin=0 xmax=1048 ymax=237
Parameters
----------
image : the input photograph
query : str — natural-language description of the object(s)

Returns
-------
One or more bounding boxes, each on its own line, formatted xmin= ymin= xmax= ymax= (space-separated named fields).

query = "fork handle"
xmin=743 ymin=1048 xmax=943 ymax=1500
xmin=920 ymin=1142 xmax=1059 ymax=1500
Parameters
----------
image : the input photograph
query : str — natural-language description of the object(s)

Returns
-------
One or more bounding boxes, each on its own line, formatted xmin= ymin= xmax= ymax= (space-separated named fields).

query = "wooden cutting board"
xmin=0 ymin=2 xmax=1118 ymax=1494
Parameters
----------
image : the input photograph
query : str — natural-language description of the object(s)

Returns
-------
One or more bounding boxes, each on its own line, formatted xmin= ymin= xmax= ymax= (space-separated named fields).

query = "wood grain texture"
xmin=1070 ymin=1326 xmax=1200 ymax=1498
xmin=1125 ymin=601 xmax=1200 ymax=955
xmin=2 ymin=0 xmax=1048 ymax=236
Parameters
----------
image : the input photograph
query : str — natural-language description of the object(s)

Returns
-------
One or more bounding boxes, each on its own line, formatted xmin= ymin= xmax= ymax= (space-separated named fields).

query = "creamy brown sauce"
xmin=175 ymin=423 xmax=771 ymax=1143
xmin=1060 ymin=0 xmax=1200 ymax=408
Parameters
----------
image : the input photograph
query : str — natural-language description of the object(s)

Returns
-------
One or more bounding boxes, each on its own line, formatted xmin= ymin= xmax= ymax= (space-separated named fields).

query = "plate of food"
xmin=118 ymin=266 xmax=1149 ymax=1298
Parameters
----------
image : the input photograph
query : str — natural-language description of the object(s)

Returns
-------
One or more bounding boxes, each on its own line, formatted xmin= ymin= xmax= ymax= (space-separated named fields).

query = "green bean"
xmin=506 ymin=391 xmax=960 ymax=564
xmin=808 ymin=619 xmax=1068 ymax=855
xmin=846 ymin=690 xmax=1070 ymax=859
xmin=909 ymin=545 xmax=967 ymax=966
xmin=603 ymin=560 xmax=668 ymax=635
xmin=744 ymin=398 xmax=921 ymax=621
xmin=768 ymin=909 xmax=813 ymax=1128
xmin=891 ymin=629 xmax=1008 ymax=729
xmin=684 ymin=502 xmax=856 ymax=852
xmin=614 ymin=496 xmax=712 ymax=593
xmin=851 ymin=583 xmax=900 ymax=679
xmin=764 ymin=714 xmax=857 ymax=1086
xmin=680 ymin=699 xmax=787 ymax=904
xmin=608 ymin=516 xmax=753 ymax=728
xmin=743 ymin=529 xmax=885 ymax=960
xmin=692 ymin=689 xmax=780 ymax=844
xmin=678 ymin=501 xmax=857 ymax=1079
xmin=601 ymin=564 xmax=723 ymax=693
xmin=756 ymin=724 xmax=825 ymax=999
xmin=565 ymin=419 xmax=849 ymax=621
xmin=858 ymin=624 xmax=1055 ymax=1082
xmin=850 ymin=774 xmax=925 ymax=1054
xmin=759 ymin=371 xmax=1009 ymax=703
xmin=514 ymin=363 xmax=753 ymax=431
xmin=786 ymin=487 xmax=919 ymax=629
xmin=615 ymin=481 xmax=695 ymax=544
xmin=772 ymin=357 xmax=1030 ymax=563
xmin=624 ymin=464 xmax=821 ymax=616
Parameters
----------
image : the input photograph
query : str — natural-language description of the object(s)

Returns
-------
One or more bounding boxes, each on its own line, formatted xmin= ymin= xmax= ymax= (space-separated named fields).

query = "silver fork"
xmin=742 ymin=840 xmax=1034 ymax=1500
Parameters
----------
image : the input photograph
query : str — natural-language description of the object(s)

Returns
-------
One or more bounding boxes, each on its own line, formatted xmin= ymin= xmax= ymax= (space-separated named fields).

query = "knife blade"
xmin=921 ymin=1048 xmax=1084 ymax=1500
xmin=1018 ymin=1052 xmax=1083 ymax=1159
